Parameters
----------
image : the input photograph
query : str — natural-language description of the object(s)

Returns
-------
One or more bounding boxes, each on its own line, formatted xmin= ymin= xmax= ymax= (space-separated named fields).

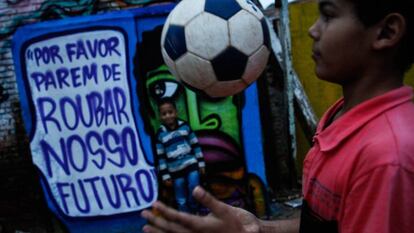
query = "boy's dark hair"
xmin=157 ymin=97 xmax=177 ymax=109
xmin=348 ymin=0 xmax=413 ymax=72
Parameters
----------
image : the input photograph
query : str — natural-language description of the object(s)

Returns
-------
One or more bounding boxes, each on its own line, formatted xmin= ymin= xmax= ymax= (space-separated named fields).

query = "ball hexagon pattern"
xmin=176 ymin=53 xmax=216 ymax=90
xmin=242 ymin=46 xmax=270 ymax=84
xmin=164 ymin=25 xmax=187 ymax=60
xmin=229 ymin=10 xmax=263 ymax=56
xmin=186 ymin=12 xmax=229 ymax=60
xmin=168 ymin=0 xmax=205 ymax=26
xmin=204 ymin=0 xmax=242 ymax=20
xmin=161 ymin=47 xmax=179 ymax=79
xmin=211 ymin=47 xmax=248 ymax=82
xmin=161 ymin=0 xmax=270 ymax=97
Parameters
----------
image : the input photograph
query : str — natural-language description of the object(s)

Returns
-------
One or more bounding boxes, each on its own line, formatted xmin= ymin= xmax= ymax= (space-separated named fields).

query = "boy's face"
xmin=309 ymin=0 xmax=374 ymax=83
xmin=159 ymin=103 xmax=178 ymax=127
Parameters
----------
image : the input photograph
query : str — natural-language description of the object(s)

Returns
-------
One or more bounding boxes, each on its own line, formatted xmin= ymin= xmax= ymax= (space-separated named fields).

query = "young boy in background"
xmin=142 ymin=0 xmax=414 ymax=232
xmin=155 ymin=98 xmax=205 ymax=214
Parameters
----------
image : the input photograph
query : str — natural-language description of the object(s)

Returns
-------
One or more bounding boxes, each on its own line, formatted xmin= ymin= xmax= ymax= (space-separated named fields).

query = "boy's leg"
xmin=187 ymin=170 xmax=200 ymax=213
xmin=173 ymin=177 xmax=190 ymax=213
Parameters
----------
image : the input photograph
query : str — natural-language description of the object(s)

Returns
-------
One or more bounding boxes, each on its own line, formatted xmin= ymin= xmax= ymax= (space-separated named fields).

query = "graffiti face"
xmin=142 ymin=63 xmax=248 ymax=209
xmin=135 ymin=19 xmax=268 ymax=214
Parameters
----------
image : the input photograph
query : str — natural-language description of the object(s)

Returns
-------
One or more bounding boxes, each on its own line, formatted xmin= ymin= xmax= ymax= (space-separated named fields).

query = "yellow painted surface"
xmin=288 ymin=0 xmax=414 ymax=174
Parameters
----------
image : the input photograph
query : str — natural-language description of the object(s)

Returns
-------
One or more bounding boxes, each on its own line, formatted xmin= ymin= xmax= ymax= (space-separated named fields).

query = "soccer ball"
xmin=161 ymin=0 xmax=270 ymax=97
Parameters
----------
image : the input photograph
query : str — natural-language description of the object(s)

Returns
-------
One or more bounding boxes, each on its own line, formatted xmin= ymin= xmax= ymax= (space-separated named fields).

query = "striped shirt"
xmin=156 ymin=120 xmax=205 ymax=181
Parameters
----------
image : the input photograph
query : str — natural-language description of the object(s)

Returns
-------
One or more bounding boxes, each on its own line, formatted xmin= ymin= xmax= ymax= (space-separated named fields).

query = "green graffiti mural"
xmin=145 ymin=63 xmax=246 ymax=204
xmin=134 ymin=24 xmax=268 ymax=216
xmin=145 ymin=65 xmax=239 ymax=142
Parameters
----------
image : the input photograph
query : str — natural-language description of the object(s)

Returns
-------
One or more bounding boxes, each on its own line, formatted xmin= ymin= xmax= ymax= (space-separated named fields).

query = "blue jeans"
xmin=173 ymin=170 xmax=200 ymax=213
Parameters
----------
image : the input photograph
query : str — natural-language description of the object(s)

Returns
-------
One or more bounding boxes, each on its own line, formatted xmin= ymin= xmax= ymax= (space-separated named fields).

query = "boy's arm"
xmin=156 ymin=136 xmax=171 ymax=181
xmin=259 ymin=218 xmax=300 ymax=233
xmin=187 ymin=127 xmax=205 ymax=169
xmin=142 ymin=186 xmax=301 ymax=233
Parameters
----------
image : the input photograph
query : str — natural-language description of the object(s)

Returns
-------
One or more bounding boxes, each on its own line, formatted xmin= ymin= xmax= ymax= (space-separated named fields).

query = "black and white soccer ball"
xmin=161 ymin=0 xmax=271 ymax=97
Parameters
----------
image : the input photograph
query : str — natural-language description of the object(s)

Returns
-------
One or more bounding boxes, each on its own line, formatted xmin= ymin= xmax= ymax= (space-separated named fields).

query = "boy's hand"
xmin=163 ymin=179 xmax=173 ymax=187
xmin=141 ymin=186 xmax=260 ymax=233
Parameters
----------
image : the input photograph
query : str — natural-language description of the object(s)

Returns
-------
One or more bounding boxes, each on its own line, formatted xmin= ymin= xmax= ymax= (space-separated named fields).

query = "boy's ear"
xmin=373 ymin=13 xmax=406 ymax=50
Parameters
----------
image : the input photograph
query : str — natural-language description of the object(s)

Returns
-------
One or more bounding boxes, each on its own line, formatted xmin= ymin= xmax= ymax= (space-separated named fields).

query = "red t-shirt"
xmin=300 ymin=86 xmax=414 ymax=233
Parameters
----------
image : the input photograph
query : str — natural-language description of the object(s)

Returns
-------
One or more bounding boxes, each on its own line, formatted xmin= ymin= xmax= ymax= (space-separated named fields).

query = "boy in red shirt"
xmin=141 ymin=0 xmax=414 ymax=232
